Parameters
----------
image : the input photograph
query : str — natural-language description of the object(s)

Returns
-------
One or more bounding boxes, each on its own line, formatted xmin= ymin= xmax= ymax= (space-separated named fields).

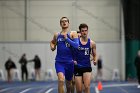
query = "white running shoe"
xmin=137 ymin=85 xmax=140 ymax=88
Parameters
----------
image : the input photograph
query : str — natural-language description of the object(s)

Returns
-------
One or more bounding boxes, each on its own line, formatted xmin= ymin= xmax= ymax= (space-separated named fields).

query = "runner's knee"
xmin=58 ymin=79 xmax=64 ymax=85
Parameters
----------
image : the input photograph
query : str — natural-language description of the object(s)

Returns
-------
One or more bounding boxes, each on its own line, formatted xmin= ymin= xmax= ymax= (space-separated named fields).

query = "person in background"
xmin=29 ymin=55 xmax=41 ymax=81
xmin=96 ymin=55 xmax=103 ymax=81
xmin=5 ymin=57 xmax=16 ymax=82
xmin=19 ymin=53 xmax=28 ymax=81
xmin=134 ymin=50 xmax=140 ymax=88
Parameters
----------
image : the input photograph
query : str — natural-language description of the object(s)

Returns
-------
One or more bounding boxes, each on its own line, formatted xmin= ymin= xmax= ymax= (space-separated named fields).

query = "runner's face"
xmin=80 ymin=27 xmax=88 ymax=38
xmin=60 ymin=18 xmax=69 ymax=29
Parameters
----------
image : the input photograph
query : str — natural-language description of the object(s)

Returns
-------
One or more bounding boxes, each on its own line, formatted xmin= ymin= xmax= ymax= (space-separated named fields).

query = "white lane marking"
xmin=92 ymin=82 xmax=137 ymax=93
xmin=0 ymin=83 xmax=55 ymax=93
xmin=45 ymin=88 xmax=54 ymax=93
xmin=0 ymin=87 xmax=13 ymax=92
xmin=118 ymin=86 xmax=129 ymax=93
xmin=19 ymin=88 xmax=32 ymax=93
xmin=95 ymin=87 xmax=100 ymax=93
xmin=103 ymin=83 xmax=137 ymax=88
xmin=0 ymin=84 xmax=33 ymax=92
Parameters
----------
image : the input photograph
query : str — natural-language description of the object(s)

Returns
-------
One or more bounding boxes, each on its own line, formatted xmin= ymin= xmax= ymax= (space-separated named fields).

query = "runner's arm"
xmin=50 ymin=33 xmax=57 ymax=51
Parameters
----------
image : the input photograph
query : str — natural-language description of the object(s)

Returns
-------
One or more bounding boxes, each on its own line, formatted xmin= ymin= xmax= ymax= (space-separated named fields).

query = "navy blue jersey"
xmin=75 ymin=38 xmax=91 ymax=68
xmin=55 ymin=33 xmax=73 ymax=62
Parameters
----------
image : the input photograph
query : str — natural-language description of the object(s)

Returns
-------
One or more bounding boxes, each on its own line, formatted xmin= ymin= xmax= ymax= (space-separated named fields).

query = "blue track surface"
xmin=0 ymin=81 xmax=139 ymax=93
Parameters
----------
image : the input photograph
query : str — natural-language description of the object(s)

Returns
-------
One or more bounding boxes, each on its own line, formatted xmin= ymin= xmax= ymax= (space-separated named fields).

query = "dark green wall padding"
xmin=125 ymin=40 xmax=140 ymax=79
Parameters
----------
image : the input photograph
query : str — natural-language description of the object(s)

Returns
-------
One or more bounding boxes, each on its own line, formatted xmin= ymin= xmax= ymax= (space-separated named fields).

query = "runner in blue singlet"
xmin=50 ymin=17 xmax=79 ymax=93
xmin=74 ymin=23 xmax=97 ymax=93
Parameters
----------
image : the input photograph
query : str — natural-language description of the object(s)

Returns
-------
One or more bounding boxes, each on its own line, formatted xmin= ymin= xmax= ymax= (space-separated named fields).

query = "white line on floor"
xmin=45 ymin=88 xmax=54 ymax=93
xmin=103 ymin=83 xmax=137 ymax=88
xmin=118 ymin=86 xmax=129 ymax=93
xmin=95 ymin=86 xmax=100 ymax=93
xmin=19 ymin=88 xmax=32 ymax=93
xmin=0 ymin=87 xmax=13 ymax=92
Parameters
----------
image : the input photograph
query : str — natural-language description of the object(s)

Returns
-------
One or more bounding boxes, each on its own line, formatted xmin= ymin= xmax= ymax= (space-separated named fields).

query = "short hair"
xmin=60 ymin=17 xmax=69 ymax=23
xmin=79 ymin=23 xmax=88 ymax=31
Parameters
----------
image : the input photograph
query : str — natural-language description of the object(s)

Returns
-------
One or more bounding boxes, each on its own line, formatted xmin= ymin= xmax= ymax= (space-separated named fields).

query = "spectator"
xmin=29 ymin=55 xmax=41 ymax=81
xmin=19 ymin=53 xmax=28 ymax=81
xmin=96 ymin=55 xmax=103 ymax=81
xmin=134 ymin=50 xmax=140 ymax=88
xmin=5 ymin=57 xmax=16 ymax=82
